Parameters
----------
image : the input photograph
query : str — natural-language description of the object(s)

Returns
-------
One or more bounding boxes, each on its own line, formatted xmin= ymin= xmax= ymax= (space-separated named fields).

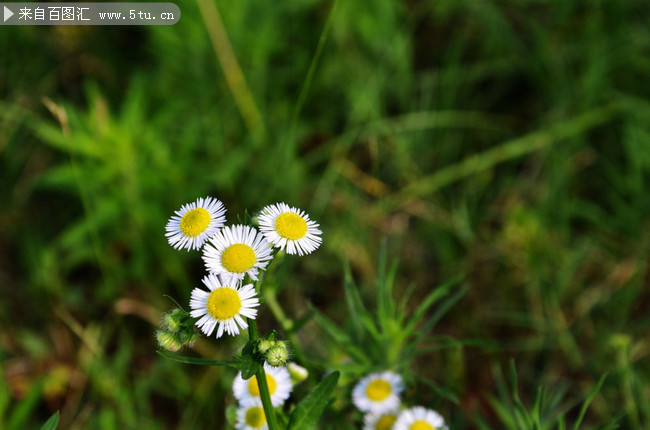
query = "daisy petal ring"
xmin=165 ymin=196 xmax=227 ymax=251
xmin=258 ymin=203 xmax=322 ymax=256
xmin=352 ymin=371 xmax=404 ymax=414
xmin=189 ymin=274 xmax=259 ymax=338
xmin=202 ymin=225 xmax=273 ymax=282
xmin=393 ymin=406 xmax=448 ymax=430
xmin=233 ymin=363 xmax=293 ymax=407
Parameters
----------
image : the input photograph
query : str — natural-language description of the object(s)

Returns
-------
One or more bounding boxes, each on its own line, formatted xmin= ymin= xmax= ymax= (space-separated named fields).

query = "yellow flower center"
xmin=179 ymin=208 xmax=211 ymax=237
xmin=206 ymin=288 xmax=241 ymax=321
xmin=221 ymin=244 xmax=256 ymax=273
xmin=244 ymin=406 xmax=266 ymax=428
xmin=365 ymin=379 xmax=392 ymax=401
xmin=274 ymin=212 xmax=308 ymax=240
xmin=410 ymin=421 xmax=435 ymax=430
xmin=376 ymin=414 xmax=397 ymax=430
xmin=248 ymin=374 xmax=277 ymax=396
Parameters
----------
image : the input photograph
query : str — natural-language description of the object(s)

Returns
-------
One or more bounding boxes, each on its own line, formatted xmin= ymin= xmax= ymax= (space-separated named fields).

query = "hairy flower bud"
xmin=162 ymin=308 xmax=189 ymax=332
xmin=156 ymin=330 xmax=182 ymax=352
xmin=258 ymin=338 xmax=276 ymax=354
xmin=266 ymin=342 xmax=289 ymax=367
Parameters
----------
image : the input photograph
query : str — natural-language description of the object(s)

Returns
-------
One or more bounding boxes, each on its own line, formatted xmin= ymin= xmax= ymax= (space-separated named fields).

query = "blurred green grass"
xmin=1 ymin=0 xmax=650 ymax=428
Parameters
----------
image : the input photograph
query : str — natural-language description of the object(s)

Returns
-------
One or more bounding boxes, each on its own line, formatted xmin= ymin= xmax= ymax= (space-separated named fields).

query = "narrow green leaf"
xmin=288 ymin=371 xmax=340 ymax=430
xmin=594 ymin=411 xmax=624 ymax=430
xmin=342 ymin=260 xmax=366 ymax=339
xmin=509 ymin=361 xmax=532 ymax=430
xmin=572 ymin=374 xmax=607 ymax=430
xmin=418 ymin=377 xmax=459 ymax=404
xmin=311 ymin=307 xmax=370 ymax=364
xmin=157 ymin=350 xmax=240 ymax=369
xmin=342 ymin=260 xmax=380 ymax=342
xmin=376 ymin=239 xmax=390 ymax=326
xmin=487 ymin=396 xmax=518 ymax=429
xmin=404 ymin=276 xmax=462 ymax=336
xmin=163 ymin=295 xmax=186 ymax=312
xmin=290 ymin=310 xmax=314 ymax=335
xmin=40 ymin=411 xmax=60 ymax=430
xmin=531 ymin=386 xmax=542 ymax=429
xmin=417 ymin=284 xmax=467 ymax=339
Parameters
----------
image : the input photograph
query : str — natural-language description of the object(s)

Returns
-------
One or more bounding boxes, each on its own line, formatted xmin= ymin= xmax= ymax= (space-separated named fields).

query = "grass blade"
xmin=572 ymin=374 xmax=607 ymax=430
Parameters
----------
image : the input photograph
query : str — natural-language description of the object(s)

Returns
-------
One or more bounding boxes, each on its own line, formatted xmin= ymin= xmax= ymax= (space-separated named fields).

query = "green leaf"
xmin=40 ymin=411 xmax=60 ymax=430
xmin=157 ymin=350 xmax=240 ymax=369
xmin=240 ymin=340 xmax=261 ymax=379
xmin=288 ymin=371 xmax=340 ymax=430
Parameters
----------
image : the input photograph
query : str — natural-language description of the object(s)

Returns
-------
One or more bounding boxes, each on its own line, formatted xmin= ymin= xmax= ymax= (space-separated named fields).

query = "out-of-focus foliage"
xmin=1 ymin=0 xmax=649 ymax=428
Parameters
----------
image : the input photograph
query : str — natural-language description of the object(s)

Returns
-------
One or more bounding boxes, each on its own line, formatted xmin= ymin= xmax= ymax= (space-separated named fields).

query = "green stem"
xmin=248 ymin=318 xmax=279 ymax=430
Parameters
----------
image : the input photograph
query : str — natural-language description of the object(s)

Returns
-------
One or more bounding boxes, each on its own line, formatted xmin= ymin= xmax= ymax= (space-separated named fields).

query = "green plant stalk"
xmin=248 ymin=318 xmax=279 ymax=430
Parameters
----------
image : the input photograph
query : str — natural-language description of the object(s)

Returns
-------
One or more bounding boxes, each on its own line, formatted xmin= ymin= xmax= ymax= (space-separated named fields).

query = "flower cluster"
xmin=353 ymin=371 xmax=448 ymax=430
xmin=164 ymin=197 xmax=322 ymax=339
xmin=163 ymin=197 xmax=321 ymax=429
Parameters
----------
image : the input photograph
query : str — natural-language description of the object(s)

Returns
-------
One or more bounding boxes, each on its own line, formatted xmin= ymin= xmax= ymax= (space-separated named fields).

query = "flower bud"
xmin=156 ymin=330 xmax=182 ymax=352
xmin=266 ymin=342 xmax=289 ymax=367
xmin=258 ymin=338 xmax=276 ymax=354
xmin=288 ymin=362 xmax=308 ymax=385
xmin=162 ymin=308 xmax=188 ymax=332
xmin=178 ymin=326 xmax=199 ymax=346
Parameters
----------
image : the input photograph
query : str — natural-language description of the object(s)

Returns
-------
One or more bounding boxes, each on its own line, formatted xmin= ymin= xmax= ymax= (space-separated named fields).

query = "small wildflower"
xmin=203 ymin=225 xmax=273 ymax=282
xmin=352 ymin=371 xmax=404 ymax=414
xmin=165 ymin=196 xmax=226 ymax=251
xmin=265 ymin=342 xmax=289 ymax=367
xmin=364 ymin=410 xmax=400 ymax=430
xmin=190 ymin=274 xmax=259 ymax=338
xmin=236 ymin=399 xmax=268 ymax=430
xmin=258 ymin=203 xmax=322 ymax=256
xmin=393 ymin=406 xmax=448 ymax=430
xmin=287 ymin=362 xmax=308 ymax=385
xmin=233 ymin=363 xmax=292 ymax=407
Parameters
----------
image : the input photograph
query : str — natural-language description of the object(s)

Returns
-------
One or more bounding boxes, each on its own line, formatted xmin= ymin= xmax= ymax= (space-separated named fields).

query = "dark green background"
xmin=1 ymin=0 xmax=649 ymax=428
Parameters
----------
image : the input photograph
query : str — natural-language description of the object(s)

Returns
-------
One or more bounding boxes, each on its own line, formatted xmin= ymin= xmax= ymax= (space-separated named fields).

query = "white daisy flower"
xmin=189 ymin=274 xmax=259 ymax=338
xmin=202 ymin=225 xmax=273 ymax=282
xmin=258 ymin=203 xmax=322 ymax=256
xmin=236 ymin=399 xmax=268 ymax=430
xmin=393 ymin=406 xmax=448 ymax=430
xmin=352 ymin=371 xmax=404 ymax=414
xmin=364 ymin=410 xmax=400 ymax=430
xmin=165 ymin=196 xmax=227 ymax=251
xmin=233 ymin=363 xmax=293 ymax=407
